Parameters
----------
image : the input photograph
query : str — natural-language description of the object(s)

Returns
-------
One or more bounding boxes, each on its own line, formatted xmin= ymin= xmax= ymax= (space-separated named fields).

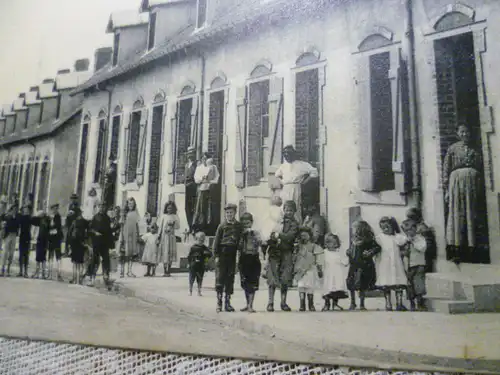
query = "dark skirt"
xmin=35 ymin=241 xmax=47 ymax=263
xmin=266 ymin=248 xmax=294 ymax=289
xmin=346 ymin=262 xmax=376 ymax=291
xmin=70 ymin=241 xmax=85 ymax=264
xmin=239 ymin=254 xmax=261 ymax=292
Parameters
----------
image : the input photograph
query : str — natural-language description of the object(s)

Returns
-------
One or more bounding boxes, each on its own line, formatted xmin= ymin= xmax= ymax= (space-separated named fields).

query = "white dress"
xmin=259 ymin=205 xmax=283 ymax=242
xmin=141 ymin=232 xmax=159 ymax=265
xmin=322 ymin=250 xmax=349 ymax=295
xmin=295 ymin=243 xmax=324 ymax=292
xmin=374 ymin=233 xmax=408 ymax=287
xmin=82 ymin=196 xmax=100 ymax=221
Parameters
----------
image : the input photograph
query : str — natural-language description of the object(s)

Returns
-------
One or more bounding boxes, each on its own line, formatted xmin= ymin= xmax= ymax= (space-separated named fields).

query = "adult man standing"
xmin=275 ymin=145 xmax=319 ymax=222
xmin=184 ymin=147 xmax=198 ymax=234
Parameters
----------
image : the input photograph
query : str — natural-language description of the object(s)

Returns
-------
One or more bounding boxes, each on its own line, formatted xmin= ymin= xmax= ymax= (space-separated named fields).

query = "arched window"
xmin=22 ymin=158 xmax=32 ymax=205
xmin=113 ymin=105 xmax=123 ymax=114
xmin=210 ymin=72 xmax=227 ymax=90
xmin=94 ymin=111 xmax=108 ymax=184
xmin=180 ymin=84 xmax=195 ymax=96
xmin=37 ymin=157 xmax=50 ymax=211
xmin=250 ymin=60 xmax=272 ymax=79
xmin=153 ymin=90 xmax=166 ymax=103
xmin=295 ymin=48 xmax=321 ymax=67
xmin=433 ymin=4 xmax=475 ymax=32
xmin=133 ymin=98 xmax=144 ymax=110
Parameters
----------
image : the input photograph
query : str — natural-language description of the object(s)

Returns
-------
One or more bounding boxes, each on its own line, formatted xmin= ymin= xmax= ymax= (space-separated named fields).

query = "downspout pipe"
xmin=405 ymin=0 xmax=422 ymax=208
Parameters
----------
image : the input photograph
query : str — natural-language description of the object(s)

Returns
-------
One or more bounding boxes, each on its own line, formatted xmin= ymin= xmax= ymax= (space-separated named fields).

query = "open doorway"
xmin=434 ymin=32 xmax=490 ymax=264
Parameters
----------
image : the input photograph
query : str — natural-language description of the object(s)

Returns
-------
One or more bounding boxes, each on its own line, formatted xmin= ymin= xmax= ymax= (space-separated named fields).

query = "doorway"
xmin=434 ymin=32 xmax=490 ymax=264
xmin=207 ymin=90 xmax=225 ymax=235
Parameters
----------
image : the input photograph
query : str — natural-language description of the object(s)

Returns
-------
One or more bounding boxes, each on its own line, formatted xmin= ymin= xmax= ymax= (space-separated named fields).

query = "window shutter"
xmin=356 ymin=55 xmax=376 ymax=192
xmin=391 ymin=48 xmax=410 ymax=193
xmin=136 ymin=108 xmax=149 ymax=186
xmin=234 ymin=86 xmax=247 ymax=189
xmin=267 ymin=76 xmax=284 ymax=175
xmin=190 ymin=96 xmax=199 ymax=150
xmin=167 ymin=103 xmax=178 ymax=186
xmin=120 ymin=113 xmax=131 ymax=184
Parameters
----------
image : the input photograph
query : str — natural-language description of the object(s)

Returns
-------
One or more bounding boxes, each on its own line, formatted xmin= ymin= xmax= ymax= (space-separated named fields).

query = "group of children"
xmin=203 ymin=197 xmax=434 ymax=313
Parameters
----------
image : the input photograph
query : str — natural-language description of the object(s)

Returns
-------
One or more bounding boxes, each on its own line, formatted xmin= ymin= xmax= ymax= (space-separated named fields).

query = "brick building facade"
xmin=71 ymin=0 xmax=500 ymax=309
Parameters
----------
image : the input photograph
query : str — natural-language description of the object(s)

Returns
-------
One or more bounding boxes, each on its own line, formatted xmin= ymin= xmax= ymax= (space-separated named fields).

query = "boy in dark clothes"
xmin=1 ymin=204 xmax=20 ymax=277
xmin=47 ymin=203 xmax=64 ymax=281
xmin=17 ymin=205 xmax=34 ymax=278
xmin=64 ymin=193 xmax=80 ymax=257
xmin=213 ymin=203 xmax=243 ymax=313
xmin=68 ymin=207 xmax=88 ymax=284
xmin=188 ymin=231 xmax=212 ymax=296
xmin=31 ymin=210 xmax=51 ymax=279
xmin=89 ymin=202 xmax=113 ymax=287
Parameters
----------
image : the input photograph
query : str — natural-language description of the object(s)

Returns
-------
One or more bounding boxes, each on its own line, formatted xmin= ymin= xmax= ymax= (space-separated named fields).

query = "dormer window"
xmin=148 ymin=12 xmax=157 ymax=50
xmin=55 ymin=94 xmax=62 ymax=119
xmin=196 ymin=0 xmax=207 ymax=29
xmin=112 ymin=33 xmax=120 ymax=66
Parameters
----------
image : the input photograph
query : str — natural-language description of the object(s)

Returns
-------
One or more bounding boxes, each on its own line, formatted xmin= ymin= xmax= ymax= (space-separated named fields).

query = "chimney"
xmin=42 ymin=78 xmax=54 ymax=84
xmin=19 ymin=93 xmax=26 ymax=98
xmin=30 ymin=86 xmax=39 ymax=92
xmin=57 ymin=69 xmax=71 ymax=75
xmin=94 ymin=47 xmax=113 ymax=72
xmin=74 ymin=58 xmax=90 ymax=72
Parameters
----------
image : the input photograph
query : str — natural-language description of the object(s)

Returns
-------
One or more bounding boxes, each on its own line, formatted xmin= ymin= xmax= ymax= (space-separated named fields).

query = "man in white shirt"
xmin=275 ymin=145 xmax=318 ymax=222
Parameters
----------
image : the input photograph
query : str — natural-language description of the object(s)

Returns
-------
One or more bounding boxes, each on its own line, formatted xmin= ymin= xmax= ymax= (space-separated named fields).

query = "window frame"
xmin=147 ymin=11 xmax=157 ymax=51
xmin=126 ymin=109 xmax=143 ymax=186
xmin=196 ymin=0 xmax=208 ymax=30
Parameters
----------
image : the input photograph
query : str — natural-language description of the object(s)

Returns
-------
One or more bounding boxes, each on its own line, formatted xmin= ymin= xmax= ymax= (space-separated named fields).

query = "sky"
xmin=0 ymin=0 xmax=141 ymax=106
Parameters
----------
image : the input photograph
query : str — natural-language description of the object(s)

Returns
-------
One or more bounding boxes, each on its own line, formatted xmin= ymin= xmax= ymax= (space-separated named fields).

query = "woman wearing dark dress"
xmin=346 ymin=220 xmax=381 ymax=311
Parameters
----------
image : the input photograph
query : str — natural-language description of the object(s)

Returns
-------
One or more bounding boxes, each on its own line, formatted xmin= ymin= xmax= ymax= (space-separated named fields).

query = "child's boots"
xmin=299 ymin=292 xmax=306 ymax=312
xmin=224 ymin=294 xmax=235 ymax=312
xmin=216 ymin=291 xmax=223 ymax=313
xmin=395 ymin=291 xmax=408 ymax=311
xmin=307 ymin=294 xmax=316 ymax=311
xmin=321 ymin=297 xmax=331 ymax=311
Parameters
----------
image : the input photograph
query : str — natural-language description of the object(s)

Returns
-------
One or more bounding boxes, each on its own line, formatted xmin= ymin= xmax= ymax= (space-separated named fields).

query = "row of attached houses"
xmin=68 ymin=0 xmax=500 ymax=309
xmin=0 ymin=59 xmax=94 ymax=217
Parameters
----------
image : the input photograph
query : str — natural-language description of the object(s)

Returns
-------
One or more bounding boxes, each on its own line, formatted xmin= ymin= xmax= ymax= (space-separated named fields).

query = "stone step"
xmin=425 ymin=272 xmax=472 ymax=301
xmin=427 ymin=298 xmax=475 ymax=314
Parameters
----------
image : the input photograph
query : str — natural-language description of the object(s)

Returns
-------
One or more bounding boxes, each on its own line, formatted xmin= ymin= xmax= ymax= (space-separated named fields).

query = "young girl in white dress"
xmin=157 ymin=201 xmax=180 ymax=277
xmin=375 ymin=216 xmax=408 ymax=311
xmin=321 ymin=233 xmax=349 ymax=311
xmin=141 ymin=223 xmax=159 ymax=277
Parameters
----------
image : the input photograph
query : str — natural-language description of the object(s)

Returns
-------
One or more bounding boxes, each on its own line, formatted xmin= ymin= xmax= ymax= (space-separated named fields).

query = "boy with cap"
xmin=1 ymin=204 xmax=19 ymax=277
xmin=213 ymin=203 xmax=243 ymax=312
xmin=64 ymin=193 xmax=80 ymax=257
xmin=47 ymin=203 xmax=64 ymax=281
xmin=17 ymin=205 xmax=34 ymax=277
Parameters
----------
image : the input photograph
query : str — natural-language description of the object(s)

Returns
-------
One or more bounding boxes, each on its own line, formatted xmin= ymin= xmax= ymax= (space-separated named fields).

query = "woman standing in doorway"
xmin=443 ymin=124 xmax=482 ymax=264
xmin=193 ymin=152 xmax=220 ymax=235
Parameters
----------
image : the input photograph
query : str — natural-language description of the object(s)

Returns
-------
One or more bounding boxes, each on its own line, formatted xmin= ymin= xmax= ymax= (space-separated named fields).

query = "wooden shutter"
xmin=121 ymin=113 xmax=131 ymax=184
xmin=190 ymin=96 xmax=199 ymax=150
xmin=167 ymin=103 xmax=178 ymax=186
xmin=355 ymin=54 xmax=376 ymax=192
xmin=136 ymin=108 xmax=149 ymax=186
xmin=391 ymin=48 xmax=410 ymax=193
xmin=268 ymin=76 xmax=284 ymax=175
xmin=234 ymin=86 xmax=247 ymax=189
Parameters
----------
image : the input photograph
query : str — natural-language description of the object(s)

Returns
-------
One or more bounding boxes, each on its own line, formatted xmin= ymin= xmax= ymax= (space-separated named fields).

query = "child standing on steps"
xmin=213 ymin=203 xmax=243 ymax=313
xmin=238 ymin=212 xmax=263 ymax=313
xmin=374 ymin=217 xmax=408 ymax=311
xmin=141 ymin=223 xmax=159 ymax=277
xmin=294 ymin=226 xmax=324 ymax=312
xmin=321 ymin=233 xmax=349 ymax=311
xmin=346 ymin=220 xmax=381 ymax=311
xmin=187 ymin=232 xmax=212 ymax=296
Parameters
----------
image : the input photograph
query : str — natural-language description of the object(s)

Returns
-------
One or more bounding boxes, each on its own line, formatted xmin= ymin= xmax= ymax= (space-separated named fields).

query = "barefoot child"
xmin=346 ymin=220 xmax=381 ymax=311
xmin=238 ymin=213 xmax=263 ymax=313
xmin=294 ymin=226 xmax=324 ymax=312
xmin=321 ymin=233 xmax=349 ymax=311
xmin=375 ymin=217 xmax=408 ymax=311
xmin=400 ymin=219 xmax=428 ymax=311
xmin=187 ymin=232 xmax=212 ymax=296
xmin=213 ymin=203 xmax=243 ymax=312
xmin=141 ymin=223 xmax=159 ymax=277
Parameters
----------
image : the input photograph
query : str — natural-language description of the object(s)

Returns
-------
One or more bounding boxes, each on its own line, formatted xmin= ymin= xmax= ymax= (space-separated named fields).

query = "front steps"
xmin=425 ymin=265 xmax=500 ymax=314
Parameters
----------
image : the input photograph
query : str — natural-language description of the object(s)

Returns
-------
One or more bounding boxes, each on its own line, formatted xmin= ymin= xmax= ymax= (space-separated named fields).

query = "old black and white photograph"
xmin=0 ymin=0 xmax=499 ymax=374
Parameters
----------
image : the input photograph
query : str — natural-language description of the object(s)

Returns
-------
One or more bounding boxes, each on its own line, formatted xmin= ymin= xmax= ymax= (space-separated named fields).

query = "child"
xmin=31 ymin=210 xmax=50 ymax=279
xmin=375 ymin=217 xmax=408 ymax=311
xmin=187 ymin=232 xmax=212 ymax=296
xmin=120 ymin=198 xmax=141 ymax=278
xmin=400 ymin=219 xmax=428 ymax=311
xmin=157 ymin=201 xmax=180 ymax=277
xmin=346 ymin=220 xmax=381 ymax=311
xmin=238 ymin=213 xmax=263 ymax=313
xmin=17 ymin=205 xmax=34 ymax=278
xmin=1 ymin=204 xmax=19 ymax=277
xmin=265 ymin=200 xmax=299 ymax=312
xmin=213 ymin=203 xmax=243 ymax=313
xmin=141 ymin=223 xmax=159 ymax=277
xmin=82 ymin=187 xmax=100 ymax=222
xmin=294 ymin=226 xmax=324 ymax=312
xmin=68 ymin=207 xmax=88 ymax=284
xmin=89 ymin=202 xmax=113 ymax=287
xmin=406 ymin=208 xmax=436 ymax=274
xmin=260 ymin=195 xmax=283 ymax=243
xmin=47 ymin=203 xmax=64 ymax=281
xmin=303 ymin=203 xmax=330 ymax=246
xmin=321 ymin=233 xmax=349 ymax=311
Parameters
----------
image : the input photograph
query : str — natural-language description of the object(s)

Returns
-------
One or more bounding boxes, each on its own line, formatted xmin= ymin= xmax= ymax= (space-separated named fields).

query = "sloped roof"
xmin=140 ymin=0 xmax=191 ymax=12
xmin=0 ymin=105 xmax=82 ymax=147
xmin=38 ymin=81 xmax=58 ymax=99
xmin=55 ymin=71 xmax=93 ymax=91
xmin=106 ymin=10 xmax=149 ymax=33
xmin=72 ymin=0 xmax=317 ymax=95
